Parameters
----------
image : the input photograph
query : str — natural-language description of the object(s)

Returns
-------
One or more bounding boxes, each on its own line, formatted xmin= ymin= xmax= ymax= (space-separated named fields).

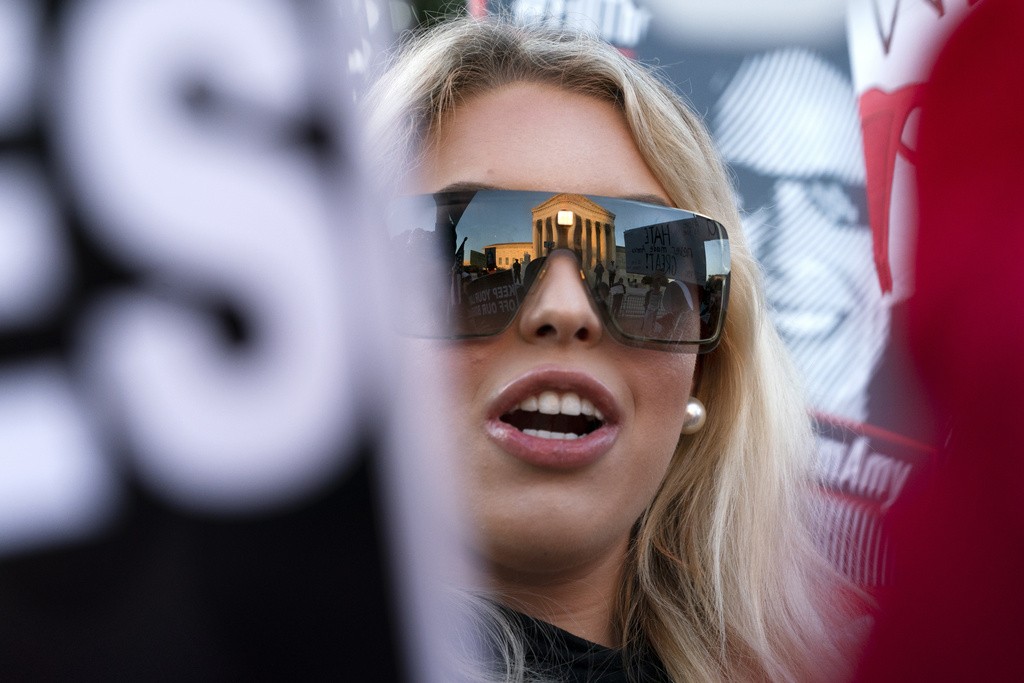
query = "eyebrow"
xmin=624 ymin=193 xmax=672 ymax=207
xmin=434 ymin=182 xmax=674 ymax=207
xmin=435 ymin=181 xmax=503 ymax=194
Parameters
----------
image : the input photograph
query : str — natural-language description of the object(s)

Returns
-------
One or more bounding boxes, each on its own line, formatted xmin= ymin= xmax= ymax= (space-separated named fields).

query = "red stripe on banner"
xmin=812 ymin=410 xmax=935 ymax=454
xmin=857 ymin=85 xmax=924 ymax=295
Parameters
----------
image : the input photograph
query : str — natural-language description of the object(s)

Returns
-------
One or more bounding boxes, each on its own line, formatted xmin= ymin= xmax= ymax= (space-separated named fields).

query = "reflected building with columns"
xmin=482 ymin=242 xmax=534 ymax=269
xmin=531 ymin=193 xmax=616 ymax=273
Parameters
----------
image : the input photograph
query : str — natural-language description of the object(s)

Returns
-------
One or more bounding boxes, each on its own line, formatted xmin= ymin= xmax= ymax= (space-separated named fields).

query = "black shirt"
xmin=504 ymin=608 xmax=672 ymax=683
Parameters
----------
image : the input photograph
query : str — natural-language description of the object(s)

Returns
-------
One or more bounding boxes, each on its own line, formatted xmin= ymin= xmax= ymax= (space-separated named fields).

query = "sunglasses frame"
xmin=390 ymin=189 xmax=731 ymax=354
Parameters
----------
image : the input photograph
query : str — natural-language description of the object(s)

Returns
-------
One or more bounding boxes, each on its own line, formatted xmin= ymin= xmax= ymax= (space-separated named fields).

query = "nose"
xmin=517 ymin=251 xmax=603 ymax=347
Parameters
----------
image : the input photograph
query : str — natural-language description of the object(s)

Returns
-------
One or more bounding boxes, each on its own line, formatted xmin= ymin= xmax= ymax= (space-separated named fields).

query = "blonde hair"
xmin=366 ymin=17 xmax=865 ymax=682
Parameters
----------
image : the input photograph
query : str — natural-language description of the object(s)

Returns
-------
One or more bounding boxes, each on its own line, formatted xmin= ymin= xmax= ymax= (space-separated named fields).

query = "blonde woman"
xmin=367 ymin=17 xmax=867 ymax=682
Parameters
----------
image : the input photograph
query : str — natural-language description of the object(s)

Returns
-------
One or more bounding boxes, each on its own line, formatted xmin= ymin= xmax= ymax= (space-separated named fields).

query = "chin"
xmin=474 ymin=502 xmax=632 ymax=576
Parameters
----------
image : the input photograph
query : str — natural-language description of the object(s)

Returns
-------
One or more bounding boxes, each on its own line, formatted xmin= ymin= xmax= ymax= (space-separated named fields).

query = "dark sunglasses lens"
xmin=588 ymin=230 xmax=728 ymax=350
xmin=387 ymin=191 xmax=729 ymax=349
xmin=391 ymin=240 xmax=527 ymax=338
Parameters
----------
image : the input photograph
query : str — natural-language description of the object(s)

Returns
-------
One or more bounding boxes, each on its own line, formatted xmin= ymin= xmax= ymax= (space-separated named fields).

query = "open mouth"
xmin=500 ymin=390 xmax=605 ymax=440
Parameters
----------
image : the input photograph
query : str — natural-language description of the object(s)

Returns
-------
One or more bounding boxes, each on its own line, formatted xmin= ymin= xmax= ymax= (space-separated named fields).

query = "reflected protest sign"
xmin=624 ymin=216 xmax=729 ymax=284
xmin=464 ymin=270 xmax=521 ymax=330
xmin=625 ymin=224 xmax=696 ymax=280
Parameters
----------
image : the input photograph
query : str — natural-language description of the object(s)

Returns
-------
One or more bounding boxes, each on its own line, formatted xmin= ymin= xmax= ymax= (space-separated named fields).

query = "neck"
xmin=488 ymin=540 xmax=627 ymax=647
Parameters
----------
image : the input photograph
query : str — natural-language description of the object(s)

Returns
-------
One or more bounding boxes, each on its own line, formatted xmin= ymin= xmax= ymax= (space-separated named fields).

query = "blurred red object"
xmin=855 ymin=0 xmax=1024 ymax=680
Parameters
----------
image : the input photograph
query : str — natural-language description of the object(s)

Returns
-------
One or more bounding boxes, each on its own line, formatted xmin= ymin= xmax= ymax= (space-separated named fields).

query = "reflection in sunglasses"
xmin=388 ymin=190 xmax=729 ymax=352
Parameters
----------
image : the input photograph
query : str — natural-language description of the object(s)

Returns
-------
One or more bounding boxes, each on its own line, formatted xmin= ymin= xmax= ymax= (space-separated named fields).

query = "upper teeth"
xmin=517 ymin=390 xmax=604 ymax=421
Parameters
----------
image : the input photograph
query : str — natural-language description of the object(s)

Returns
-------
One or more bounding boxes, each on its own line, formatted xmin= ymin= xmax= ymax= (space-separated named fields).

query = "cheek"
xmin=631 ymin=352 xmax=695 ymax=414
xmin=626 ymin=352 xmax=696 ymax=456
xmin=405 ymin=339 xmax=493 ymax=436
xmin=403 ymin=340 xmax=463 ymax=423
xmin=434 ymin=342 xmax=489 ymax=405
xmin=406 ymin=337 xmax=474 ymax=377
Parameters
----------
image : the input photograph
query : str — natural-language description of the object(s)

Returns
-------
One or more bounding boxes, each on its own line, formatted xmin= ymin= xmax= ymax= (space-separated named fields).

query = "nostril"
xmin=575 ymin=328 xmax=590 ymax=342
xmin=536 ymin=324 xmax=556 ymax=337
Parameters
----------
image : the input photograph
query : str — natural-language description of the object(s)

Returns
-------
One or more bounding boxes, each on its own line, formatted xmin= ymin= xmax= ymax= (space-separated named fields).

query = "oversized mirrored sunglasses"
xmin=386 ymin=189 xmax=730 ymax=353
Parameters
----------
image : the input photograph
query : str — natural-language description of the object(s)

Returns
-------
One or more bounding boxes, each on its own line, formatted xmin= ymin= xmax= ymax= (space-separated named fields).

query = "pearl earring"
xmin=680 ymin=397 xmax=706 ymax=434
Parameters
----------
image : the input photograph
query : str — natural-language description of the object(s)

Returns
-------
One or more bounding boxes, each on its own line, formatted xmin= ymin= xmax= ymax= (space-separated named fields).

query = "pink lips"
xmin=485 ymin=367 xmax=621 ymax=470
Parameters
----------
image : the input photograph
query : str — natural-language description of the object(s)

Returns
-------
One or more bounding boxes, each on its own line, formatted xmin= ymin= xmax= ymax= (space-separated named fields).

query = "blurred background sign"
xmin=0 ymin=0 xmax=469 ymax=679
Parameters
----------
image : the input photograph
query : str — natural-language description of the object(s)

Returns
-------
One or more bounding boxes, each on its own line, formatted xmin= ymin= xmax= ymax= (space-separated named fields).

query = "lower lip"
xmin=485 ymin=418 xmax=619 ymax=469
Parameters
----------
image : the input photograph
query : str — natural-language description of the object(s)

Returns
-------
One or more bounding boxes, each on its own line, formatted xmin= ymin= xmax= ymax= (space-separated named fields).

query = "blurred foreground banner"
xmin=0 ymin=0 xmax=468 ymax=679
xmin=472 ymin=0 xmax=981 ymax=590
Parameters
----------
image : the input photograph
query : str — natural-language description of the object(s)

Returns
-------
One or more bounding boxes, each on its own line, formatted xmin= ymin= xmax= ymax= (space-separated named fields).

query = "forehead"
xmin=417 ymin=81 xmax=671 ymax=204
